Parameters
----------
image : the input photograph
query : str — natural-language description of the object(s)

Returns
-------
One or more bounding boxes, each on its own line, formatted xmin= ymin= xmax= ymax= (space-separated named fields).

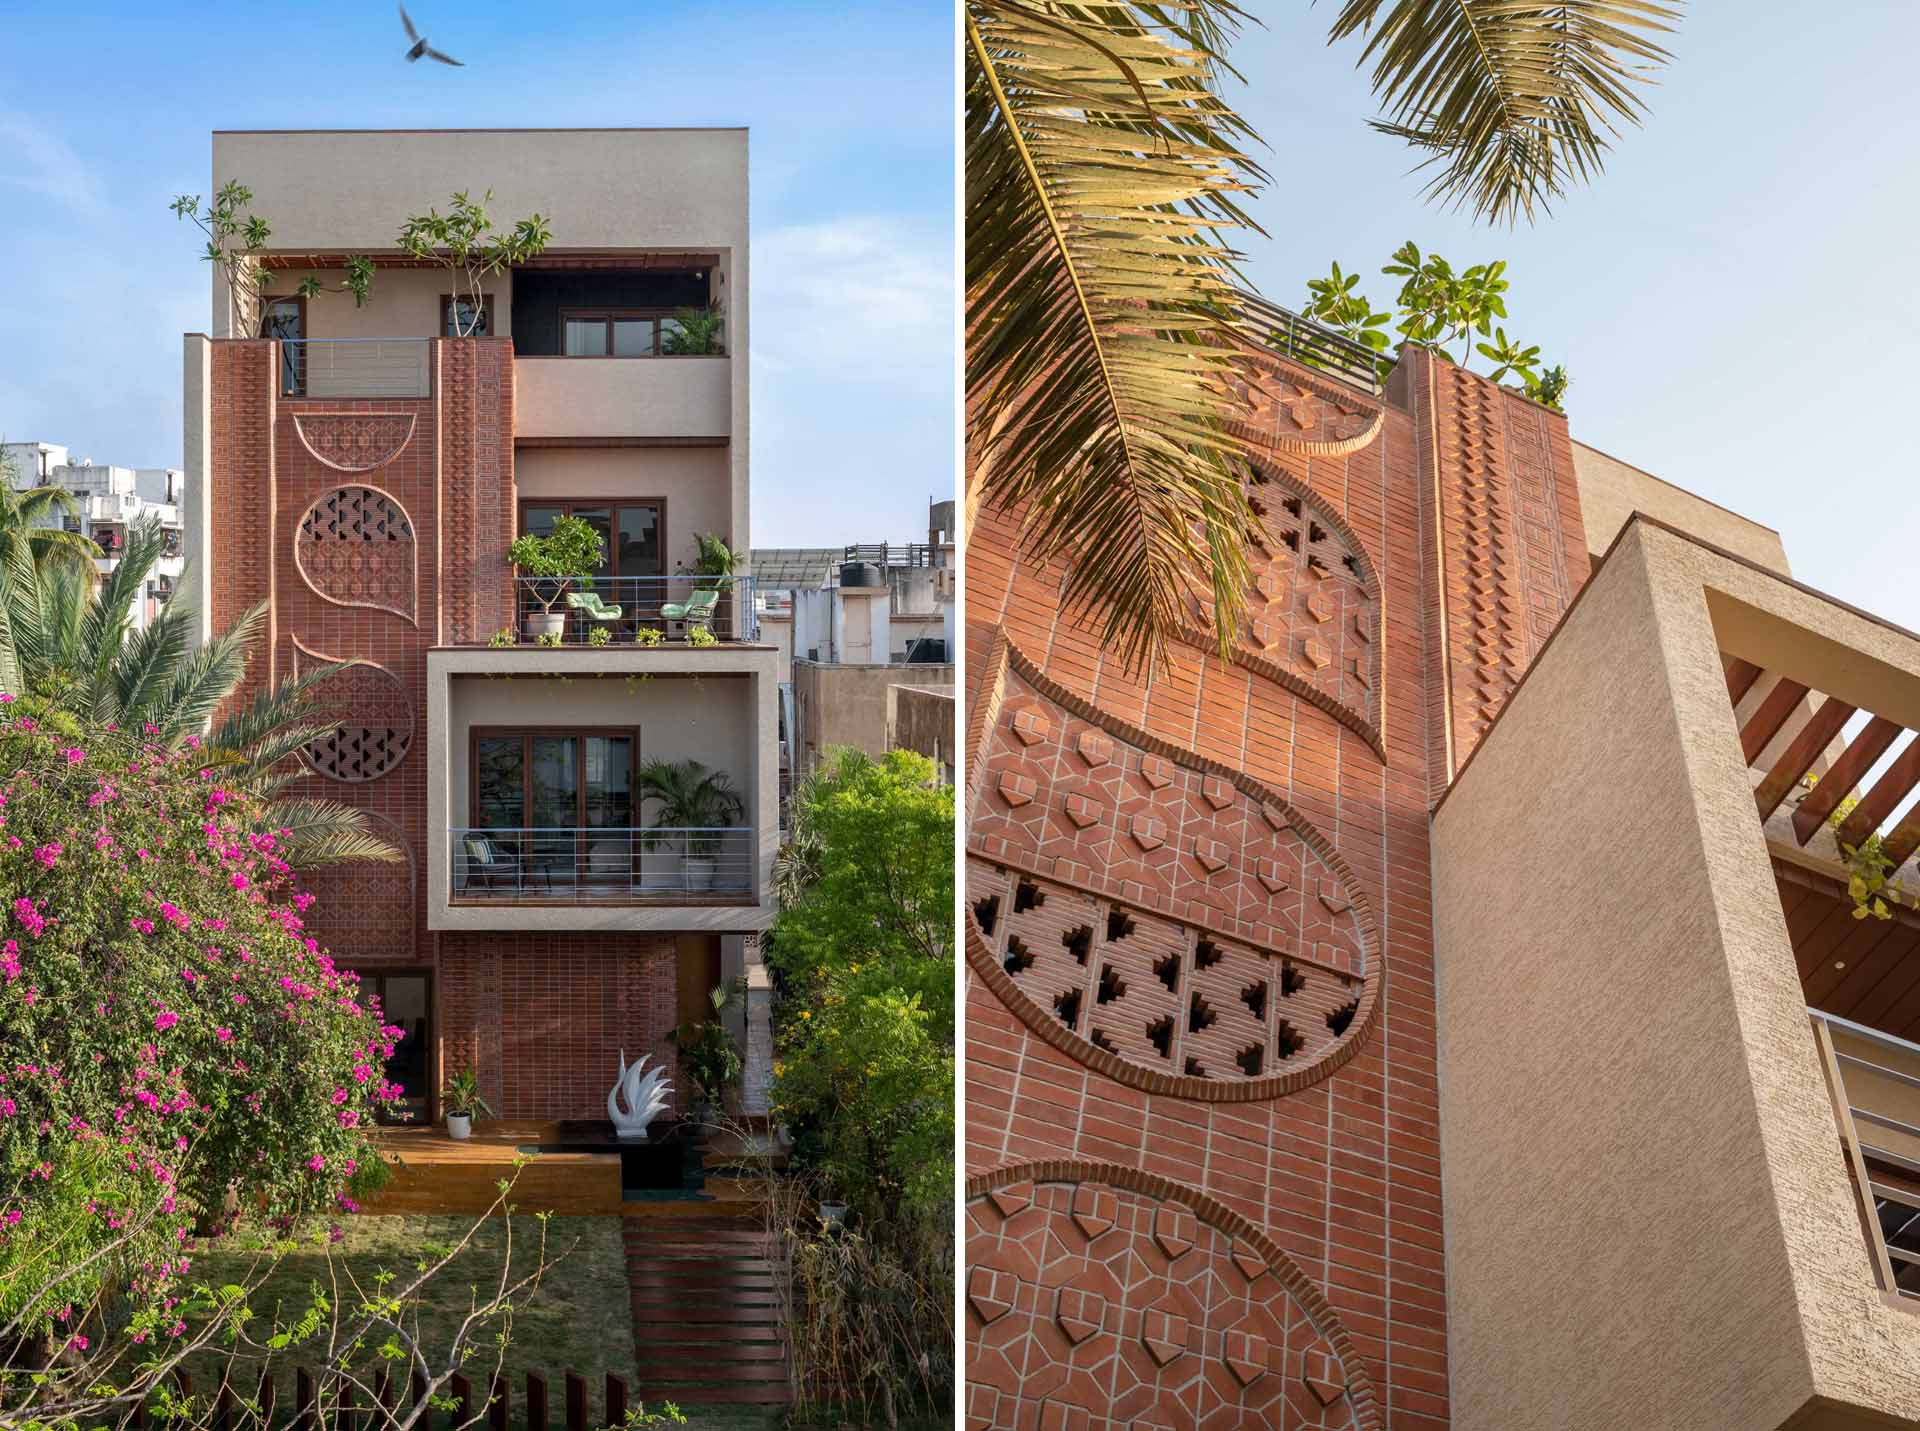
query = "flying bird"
xmin=398 ymin=2 xmax=464 ymax=66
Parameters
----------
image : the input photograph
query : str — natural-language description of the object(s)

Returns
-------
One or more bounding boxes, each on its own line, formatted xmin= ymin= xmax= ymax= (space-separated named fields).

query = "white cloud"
xmin=750 ymin=216 xmax=953 ymax=394
xmin=0 ymin=112 xmax=108 ymax=216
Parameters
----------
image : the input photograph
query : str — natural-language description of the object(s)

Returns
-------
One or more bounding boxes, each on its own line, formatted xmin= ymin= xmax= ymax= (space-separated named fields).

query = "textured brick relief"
xmin=966 ymin=1164 xmax=1377 ymax=1431
xmin=1231 ymin=365 xmax=1385 ymax=460
xmin=295 ymin=484 xmax=419 ymax=625
xmin=291 ymin=639 xmax=413 ymax=783
xmin=967 ymin=638 xmax=1377 ymax=1101
xmin=291 ymin=412 xmax=417 ymax=473
xmin=301 ymin=811 xmax=416 ymax=966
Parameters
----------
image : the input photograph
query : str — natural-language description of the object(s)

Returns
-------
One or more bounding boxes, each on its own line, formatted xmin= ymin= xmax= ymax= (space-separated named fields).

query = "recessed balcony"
xmin=450 ymin=826 xmax=754 ymax=905
xmin=501 ymin=575 xmax=759 ymax=646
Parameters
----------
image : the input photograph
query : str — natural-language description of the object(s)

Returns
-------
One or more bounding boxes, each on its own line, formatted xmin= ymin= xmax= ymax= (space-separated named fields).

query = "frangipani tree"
xmin=398 ymin=190 xmax=553 ymax=337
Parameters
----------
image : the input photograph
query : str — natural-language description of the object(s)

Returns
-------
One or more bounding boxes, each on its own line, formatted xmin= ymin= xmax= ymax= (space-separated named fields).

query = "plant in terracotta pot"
xmin=637 ymin=757 xmax=744 ymax=892
xmin=440 ymin=1070 xmax=494 ymax=1141
xmin=508 ymin=514 xmax=604 ymax=641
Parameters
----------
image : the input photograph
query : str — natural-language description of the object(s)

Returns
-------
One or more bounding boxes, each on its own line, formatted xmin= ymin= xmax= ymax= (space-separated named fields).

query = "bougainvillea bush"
xmin=0 ymin=694 xmax=396 ymax=1344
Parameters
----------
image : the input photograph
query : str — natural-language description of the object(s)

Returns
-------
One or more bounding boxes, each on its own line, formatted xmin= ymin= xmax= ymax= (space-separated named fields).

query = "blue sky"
xmin=0 ymin=0 xmax=954 ymax=548
xmin=1227 ymin=1 xmax=1920 ymax=630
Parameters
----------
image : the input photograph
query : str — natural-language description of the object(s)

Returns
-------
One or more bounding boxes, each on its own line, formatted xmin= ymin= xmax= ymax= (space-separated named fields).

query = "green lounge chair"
xmin=566 ymin=590 xmax=624 ymax=623
xmin=660 ymin=586 xmax=721 ymax=632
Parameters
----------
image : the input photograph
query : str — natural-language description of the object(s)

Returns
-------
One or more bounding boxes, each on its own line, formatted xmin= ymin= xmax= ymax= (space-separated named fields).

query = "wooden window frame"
xmin=557 ymin=307 xmax=689 ymax=358
xmin=350 ymin=968 xmax=437 ymax=1124
xmin=440 ymin=293 xmax=497 ymax=339
xmin=262 ymin=294 xmax=309 ymax=394
xmin=516 ymin=497 xmax=669 ymax=579
xmin=468 ymin=726 xmax=643 ymax=829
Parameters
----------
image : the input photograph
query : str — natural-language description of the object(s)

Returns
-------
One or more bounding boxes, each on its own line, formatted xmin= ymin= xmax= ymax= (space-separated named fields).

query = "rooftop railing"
xmin=1235 ymin=292 xmax=1385 ymax=393
xmin=450 ymin=826 xmax=754 ymax=904
xmin=507 ymin=574 xmax=759 ymax=645
xmin=1811 ymin=1008 xmax=1920 ymax=1299
xmin=281 ymin=339 xmax=432 ymax=399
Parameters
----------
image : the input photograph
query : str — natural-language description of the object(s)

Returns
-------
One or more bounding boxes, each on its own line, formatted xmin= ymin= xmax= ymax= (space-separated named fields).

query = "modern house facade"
xmin=963 ymin=312 xmax=1920 ymax=1428
xmin=4 ymin=441 xmax=185 ymax=627
xmin=184 ymin=128 xmax=777 ymax=1127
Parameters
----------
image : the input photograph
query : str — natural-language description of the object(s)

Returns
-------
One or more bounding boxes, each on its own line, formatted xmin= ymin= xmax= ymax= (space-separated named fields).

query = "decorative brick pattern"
xmin=966 ymin=1163 xmax=1376 ymax=1431
xmin=295 ymin=484 xmax=419 ymax=623
xmin=291 ymin=641 xmax=414 ymax=783
xmin=291 ymin=412 xmax=417 ymax=472
xmin=966 ymin=342 xmax=1591 ymax=1430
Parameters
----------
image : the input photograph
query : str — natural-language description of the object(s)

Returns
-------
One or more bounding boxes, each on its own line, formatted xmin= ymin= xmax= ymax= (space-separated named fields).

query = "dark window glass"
xmin=475 ymin=737 xmax=525 ymax=827
xmin=563 ymin=317 xmax=608 ymax=356
xmin=612 ymin=318 xmax=656 ymax=357
xmin=530 ymin=737 xmax=579 ymax=828
xmin=617 ymin=506 xmax=661 ymax=576
xmin=446 ymin=297 xmax=490 ymax=337
xmin=584 ymin=737 xmax=634 ymax=827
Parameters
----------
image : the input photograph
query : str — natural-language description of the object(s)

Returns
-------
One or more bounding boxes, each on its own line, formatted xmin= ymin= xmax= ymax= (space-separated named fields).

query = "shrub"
xmin=0 ymin=696 xmax=397 ymax=1334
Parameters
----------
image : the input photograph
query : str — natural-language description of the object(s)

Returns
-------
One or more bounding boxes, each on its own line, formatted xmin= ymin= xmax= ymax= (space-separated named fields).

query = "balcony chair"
xmin=566 ymin=590 xmax=624 ymax=634
xmin=458 ymin=834 xmax=549 ymax=895
xmin=660 ymin=586 xmax=721 ymax=636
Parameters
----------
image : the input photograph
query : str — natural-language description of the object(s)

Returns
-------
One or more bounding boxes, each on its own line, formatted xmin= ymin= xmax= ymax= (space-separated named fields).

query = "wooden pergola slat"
xmin=1725 ymin=657 xmax=1764 ymax=707
xmin=1794 ymin=715 xmax=1904 ymax=845
xmin=1740 ymin=678 xmax=1810 ymax=766
xmin=1755 ymin=695 xmax=1856 ymax=823
xmin=1837 ymin=739 xmax=1920 ymax=854
xmin=1882 ymin=808 xmax=1920 ymax=873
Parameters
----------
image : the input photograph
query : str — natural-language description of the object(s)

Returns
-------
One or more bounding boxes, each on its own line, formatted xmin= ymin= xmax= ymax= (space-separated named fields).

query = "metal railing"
xmin=1235 ymin=292 xmax=1386 ymax=393
xmin=509 ymin=574 xmax=759 ymax=644
xmin=843 ymin=542 xmax=938 ymax=569
xmin=1811 ymin=1008 xmax=1920 ymax=1299
xmin=281 ymin=339 xmax=432 ymax=399
xmin=450 ymin=826 xmax=754 ymax=902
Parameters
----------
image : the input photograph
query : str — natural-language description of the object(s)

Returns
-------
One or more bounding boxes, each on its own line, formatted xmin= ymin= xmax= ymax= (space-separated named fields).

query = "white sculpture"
xmin=607 ymin=1050 xmax=673 ymax=1140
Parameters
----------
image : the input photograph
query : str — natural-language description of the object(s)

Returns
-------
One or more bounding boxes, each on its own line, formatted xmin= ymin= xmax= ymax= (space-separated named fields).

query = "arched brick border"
xmin=966 ymin=632 xmax=1383 ymax=1103
xmin=289 ymin=637 xmax=414 ymax=783
xmin=292 ymin=482 xmax=420 ymax=626
xmin=967 ymin=1159 xmax=1385 ymax=1431
xmin=291 ymin=412 xmax=417 ymax=473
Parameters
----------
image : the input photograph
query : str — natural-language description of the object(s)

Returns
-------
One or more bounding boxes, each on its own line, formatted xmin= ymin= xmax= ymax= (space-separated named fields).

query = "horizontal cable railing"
xmin=1234 ymin=292 xmax=1385 ymax=393
xmin=1811 ymin=1008 xmax=1920 ymax=1299
xmin=282 ymin=339 xmax=433 ymax=399
xmin=509 ymin=574 xmax=758 ymax=644
xmin=451 ymin=826 xmax=754 ymax=902
xmin=843 ymin=542 xmax=936 ymax=569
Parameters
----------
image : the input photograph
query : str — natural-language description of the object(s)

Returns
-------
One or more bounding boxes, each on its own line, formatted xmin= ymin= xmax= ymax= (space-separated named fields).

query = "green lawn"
xmin=184 ymin=1216 xmax=782 ymax=1431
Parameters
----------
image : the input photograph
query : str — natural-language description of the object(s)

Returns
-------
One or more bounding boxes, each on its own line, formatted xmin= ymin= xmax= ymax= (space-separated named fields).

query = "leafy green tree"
xmin=1301 ymin=241 xmax=1569 ymax=409
xmin=766 ymin=748 xmax=953 ymax=1220
xmin=397 ymin=191 xmax=553 ymax=337
xmin=170 ymin=182 xmax=374 ymax=337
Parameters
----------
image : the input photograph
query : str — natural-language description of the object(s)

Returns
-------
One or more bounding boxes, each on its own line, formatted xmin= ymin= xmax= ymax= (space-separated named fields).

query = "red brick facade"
xmin=963 ymin=344 xmax=1588 ymax=1429
xmin=204 ymin=338 xmax=684 ymax=1120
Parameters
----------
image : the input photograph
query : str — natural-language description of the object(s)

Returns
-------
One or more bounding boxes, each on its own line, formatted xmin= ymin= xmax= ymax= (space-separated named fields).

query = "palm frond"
xmin=1329 ymin=0 xmax=1680 ymax=224
xmin=153 ymin=601 xmax=266 ymax=741
xmin=110 ymin=601 xmax=199 ymax=727
xmin=80 ymin=518 xmax=169 ymax=696
xmin=259 ymin=798 xmax=404 ymax=866
xmin=967 ymin=0 xmax=1264 ymax=673
xmin=206 ymin=660 xmax=362 ymax=757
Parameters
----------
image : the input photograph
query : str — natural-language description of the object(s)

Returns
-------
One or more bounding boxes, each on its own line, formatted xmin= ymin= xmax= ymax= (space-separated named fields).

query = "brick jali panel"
xmin=966 ymin=346 xmax=1586 ymax=1429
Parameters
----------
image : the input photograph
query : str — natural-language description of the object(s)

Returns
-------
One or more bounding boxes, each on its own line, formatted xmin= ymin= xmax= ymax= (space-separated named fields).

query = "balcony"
xmin=281 ymin=339 xmax=432 ymax=399
xmin=1432 ymin=516 xmax=1920 ymax=1431
xmin=514 ymin=354 xmax=729 ymax=440
xmin=450 ymin=826 xmax=753 ymax=905
xmin=505 ymin=575 xmax=758 ymax=645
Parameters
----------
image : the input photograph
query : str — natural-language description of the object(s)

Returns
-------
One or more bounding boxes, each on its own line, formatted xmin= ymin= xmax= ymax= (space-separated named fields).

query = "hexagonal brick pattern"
xmin=966 ymin=1172 xmax=1365 ymax=1431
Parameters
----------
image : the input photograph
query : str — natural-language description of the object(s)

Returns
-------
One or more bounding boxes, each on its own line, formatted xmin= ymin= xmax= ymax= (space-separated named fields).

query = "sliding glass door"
xmin=472 ymin=729 xmax=636 ymax=888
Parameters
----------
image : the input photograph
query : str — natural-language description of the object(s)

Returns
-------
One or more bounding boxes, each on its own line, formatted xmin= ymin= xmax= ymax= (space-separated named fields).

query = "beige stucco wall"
xmin=514 ymin=446 xmax=732 ymax=574
xmin=1432 ymin=519 xmax=1920 ymax=1431
xmin=513 ymin=357 xmax=730 ymax=442
xmin=791 ymin=659 xmax=955 ymax=771
xmin=887 ymin=684 xmax=954 ymax=783
xmin=424 ymin=644 xmax=777 ymax=934
xmin=293 ymin=267 xmax=504 ymax=341
xmin=1574 ymin=441 xmax=1790 ymax=575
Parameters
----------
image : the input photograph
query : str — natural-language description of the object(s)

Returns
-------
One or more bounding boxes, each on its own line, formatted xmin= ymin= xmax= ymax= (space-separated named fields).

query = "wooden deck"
xmin=364 ymin=1121 xmax=764 ymax=1219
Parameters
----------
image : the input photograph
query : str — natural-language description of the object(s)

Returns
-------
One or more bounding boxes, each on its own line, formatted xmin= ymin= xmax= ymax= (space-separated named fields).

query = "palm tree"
xmin=966 ymin=0 xmax=1678 ymax=671
xmin=0 ymin=516 xmax=400 ymax=866
xmin=0 ymin=456 xmax=103 ymax=582
xmin=637 ymin=758 xmax=745 ymax=866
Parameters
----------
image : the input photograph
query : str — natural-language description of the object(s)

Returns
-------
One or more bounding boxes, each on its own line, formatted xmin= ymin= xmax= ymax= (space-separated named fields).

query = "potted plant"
xmin=672 ymin=983 xmax=743 ymax=1120
xmin=637 ymin=757 xmax=744 ymax=892
xmin=440 ymin=1070 xmax=493 ymax=1141
xmin=662 ymin=303 xmax=725 ymax=356
xmin=682 ymin=531 xmax=738 ymax=590
xmin=508 ymin=514 xmax=604 ymax=642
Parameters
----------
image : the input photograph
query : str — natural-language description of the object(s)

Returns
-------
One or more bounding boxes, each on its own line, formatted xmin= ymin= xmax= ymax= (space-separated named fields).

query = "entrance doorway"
xmin=356 ymin=971 xmax=433 ymax=1125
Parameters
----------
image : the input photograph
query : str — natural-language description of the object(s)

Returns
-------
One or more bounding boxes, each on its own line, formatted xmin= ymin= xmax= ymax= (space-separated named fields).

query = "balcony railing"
xmin=508 ymin=575 xmax=759 ymax=645
xmin=281 ymin=339 xmax=432 ymax=399
xmin=450 ymin=827 xmax=754 ymax=903
xmin=1811 ymin=1008 xmax=1920 ymax=1299
xmin=1235 ymin=291 xmax=1385 ymax=393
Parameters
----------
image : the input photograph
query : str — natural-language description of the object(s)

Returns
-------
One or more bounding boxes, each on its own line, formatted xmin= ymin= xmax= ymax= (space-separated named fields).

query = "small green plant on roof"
xmin=1799 ymin=773 xmax=1902 ymax=920
xmin=488 ymin=626 xmax=515 ymax=648
xmin=662 ymin=303 xmax=726 ymax=356
xmin=535 ymin=631 xmax=563 ymax=649
xmin=397 ymin=189 xmax=552 ymax=337
xmin=170 ymin=182 xmax=375 ymax=337
xmin=687 ymin=624 xmax=718 ymax=648
xmin=634 ymin=626 xmax=665 ymax=647
xmin=587 ymin=624 xmax=612 ymax=647
xmin=1298 ymin=241 xmax=1567 ymax=410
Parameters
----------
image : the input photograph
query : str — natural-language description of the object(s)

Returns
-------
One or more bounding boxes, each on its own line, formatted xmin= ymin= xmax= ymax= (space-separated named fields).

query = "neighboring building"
xmin=964 ymin=312 xmax=1920 ymax=1429
xmin=887 ymin=682 xmax=954 ymax=785
xmin=183 ymin=128 xmax=775 ymax=1128
xmin=3 ymin=441 xmax=185 ymax=626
